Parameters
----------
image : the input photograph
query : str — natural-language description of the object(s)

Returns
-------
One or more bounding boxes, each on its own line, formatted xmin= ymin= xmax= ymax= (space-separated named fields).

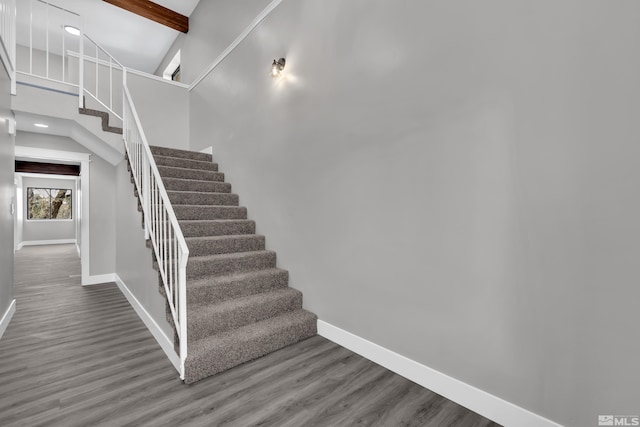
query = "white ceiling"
xmin=15 ymin=0 xmax=201 ymax=74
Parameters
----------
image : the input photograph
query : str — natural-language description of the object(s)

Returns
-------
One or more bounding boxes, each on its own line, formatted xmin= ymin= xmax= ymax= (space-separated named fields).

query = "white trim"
xmin=188 ymin=0 xmax=283 ymax=91
xmin=82 ymin=273 xmax=116 ymax=286
xmin=16 ymin=172 xmax=79 ymax=181
xmin=124 ymin=67 xmax=189 ymax=89
xmin=20 ymin=239 xmax=76 ymax=246
xmin=317 ymin=320 xmax=563 ymax=427
xmin=199 ymin=146 xmax=213 ymax=156
xmin=0 ymin=300 xmax=16 ymax=341
xmin=17 ymin=242 xmax=24 ymax=250
xmin=15 ymin=146 xmax=90 ymax=163
xmin=162 ymin=50 xmax=181 ymax=81
xmin=113 ymin=274 xmax=181 ymax=373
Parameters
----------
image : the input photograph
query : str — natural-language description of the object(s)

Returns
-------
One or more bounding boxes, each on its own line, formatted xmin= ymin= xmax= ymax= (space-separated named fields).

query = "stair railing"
xmin=13 ymin=0 xmax=190 ymax=379
xmin=122 ymin=70 xmax=189 ymax=379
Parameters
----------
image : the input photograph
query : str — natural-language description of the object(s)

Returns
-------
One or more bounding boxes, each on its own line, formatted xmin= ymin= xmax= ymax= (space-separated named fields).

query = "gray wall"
xmin=115 ymin=160 xmax=172 ymax=337
xmin=126 ymin=73 xmax=189 ymax=150
xmin=21 ymin=176 xmax=76 ymax=242
xmin=184 ymin=1 xmax=640 ymax=426
xmin=0 ymin=57 xmax=15 ymax=321
xmin=16 ymin=132 xmax=116 ymax=276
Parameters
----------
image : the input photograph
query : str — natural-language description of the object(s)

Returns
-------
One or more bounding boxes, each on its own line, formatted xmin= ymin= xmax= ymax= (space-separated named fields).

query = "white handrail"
xmin=122 ymin=75 xmax=189 ymax=379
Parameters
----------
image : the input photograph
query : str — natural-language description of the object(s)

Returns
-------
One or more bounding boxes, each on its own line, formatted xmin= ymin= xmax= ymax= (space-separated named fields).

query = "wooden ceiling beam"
xmin=102 ymin=0 xmax=189 ymax=33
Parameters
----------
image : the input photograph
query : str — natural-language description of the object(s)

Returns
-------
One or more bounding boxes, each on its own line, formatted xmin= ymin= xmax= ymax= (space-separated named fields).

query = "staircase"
xmin=130 ymin=145 xmax=317 ymax=384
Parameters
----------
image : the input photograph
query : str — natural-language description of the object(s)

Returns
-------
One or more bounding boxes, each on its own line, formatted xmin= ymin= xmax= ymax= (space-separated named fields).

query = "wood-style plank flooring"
xmin=0 ymin=244 xmax=501 ymax=427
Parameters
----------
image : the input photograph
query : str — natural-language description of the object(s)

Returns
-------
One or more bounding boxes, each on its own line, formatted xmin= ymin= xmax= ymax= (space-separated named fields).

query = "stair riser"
xmin=168 ymin=192 xmax=239 ymax=206
xmin=150 ymin=146 xmax=213 ymax=162
xmin=188 ymin=292 xmax=302 ymax=341
xmin=186 ymin=270 xmax=289 ymax=305
xmin=158 ymin=166 xmax=225 ymax=182
xmin=186 ymin=236 xmax=265 ymax=257
xmin=173 ymin=206 xmax=247 ymax=220
xmin=187 ymin=252 xmax=276 ymax=279
xmin=180 ymin=221 xmax=256 ymax=237
xmin=154 ymin=156 xmax=219 ymax=172
xmin=184 ymin=314 xmax=317 ymax=383
xmin=164 ymin=179 xmax=231 ymax=194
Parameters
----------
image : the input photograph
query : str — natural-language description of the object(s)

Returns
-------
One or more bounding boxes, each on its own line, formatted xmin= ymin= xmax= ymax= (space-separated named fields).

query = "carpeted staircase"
xmin=129 ymin=146 xmax=317 ymax=384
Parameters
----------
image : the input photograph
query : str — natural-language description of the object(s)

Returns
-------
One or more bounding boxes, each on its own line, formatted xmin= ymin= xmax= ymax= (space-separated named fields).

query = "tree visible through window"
xmin=27 ymin=188 xmax=72 ymax=220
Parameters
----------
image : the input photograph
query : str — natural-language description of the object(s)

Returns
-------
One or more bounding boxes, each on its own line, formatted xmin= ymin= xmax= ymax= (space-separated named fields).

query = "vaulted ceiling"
xmin=15 ymin=0 xmax=200 ymax=74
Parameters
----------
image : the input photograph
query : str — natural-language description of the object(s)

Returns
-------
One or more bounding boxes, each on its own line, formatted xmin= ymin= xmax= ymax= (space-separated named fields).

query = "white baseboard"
xmin=76 ymin=243 xmax=81 ymax=258
xmin=82 ymin=273 xmax=117 ymax=286
xmin=113 ymin=274 xmax=180 ymax=373
xmin=317 ymin=320 xmax=562 ymax=427
xmin=0 ymin=300 xmax=16 ymax=341
xmin=17 ymin=242 xmax=24 ymax=250
xmin=20 ymin=239 xmax=76 ymax=247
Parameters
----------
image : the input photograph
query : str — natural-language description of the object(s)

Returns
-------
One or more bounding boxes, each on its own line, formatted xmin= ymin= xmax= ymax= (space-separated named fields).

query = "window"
xmin=27 ymin=188 xmax=72 ymax=220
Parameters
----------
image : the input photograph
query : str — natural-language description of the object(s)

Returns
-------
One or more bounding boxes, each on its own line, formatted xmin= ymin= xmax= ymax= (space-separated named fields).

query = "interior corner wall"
xmin=184 ymin=1 xmax=640 ymax=426
xmin=15 ymin=132 xmax=116 ymax=276
xmin=126 ymin=73 xmax=189 ymax=151
xmin=114 ymin=159 xmax=173 ymax=338
xmin=155 ymin=0 xmax=271 ymax=85
xmin=0 ymin=59 xmax=15 ymax=321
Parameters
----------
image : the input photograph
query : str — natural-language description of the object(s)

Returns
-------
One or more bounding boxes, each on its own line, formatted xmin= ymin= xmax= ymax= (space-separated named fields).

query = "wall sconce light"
xmin=271 ymin=58 xmax=285 ymax=78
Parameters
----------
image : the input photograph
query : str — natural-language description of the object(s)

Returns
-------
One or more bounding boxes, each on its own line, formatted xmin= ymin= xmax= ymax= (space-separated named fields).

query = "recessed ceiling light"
xmin=34 ymin=123 xmax=49 ymax=128
xmin=64 ymin=25 xmax=80 ymax=36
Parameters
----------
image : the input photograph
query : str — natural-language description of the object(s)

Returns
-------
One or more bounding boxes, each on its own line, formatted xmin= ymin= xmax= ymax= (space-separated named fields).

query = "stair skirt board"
xmin=126 ymin=145 xmax=317 ymax=383
xmin=114 ymin=274 xmax=181 ymax=373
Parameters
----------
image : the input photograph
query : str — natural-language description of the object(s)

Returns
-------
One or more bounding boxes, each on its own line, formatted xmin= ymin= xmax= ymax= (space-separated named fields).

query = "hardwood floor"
xmin=0 ymin=244 xmax=501 ymax=427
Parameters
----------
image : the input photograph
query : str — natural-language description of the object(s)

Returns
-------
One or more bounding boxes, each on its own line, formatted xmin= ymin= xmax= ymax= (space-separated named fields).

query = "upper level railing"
xmin=80 ymin=33 xmax=124 ymax=120
xmin=13 ymin=0 xmax=190 ymax=380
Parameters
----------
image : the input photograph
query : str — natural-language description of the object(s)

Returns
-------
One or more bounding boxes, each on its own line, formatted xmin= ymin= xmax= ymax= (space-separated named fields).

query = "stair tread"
xmin=149 ymin=145 xmax=212 ymax=162
xmin=147 ymin=204 xmax=242 ymax=209
xmin=187 ymin=267 xmax=287 ymax=288
xmin=185 ymin=234 xmax=263 ymax=243
xmin=164 ymin=176 xmax=228 ymax=184
xmin=155 ymin=155 xmax=215 ymax=165
xmin=189 ymin=288 xmax=301 ymax=316
xmin=167 ymin=189 xmax=235 ymax=196
xmin=157 ymin=165 xmax=221 ymax=173
xmin=189 ymin=250 xmax=275 ymax=261
xmin=180 ymin=219 xmax=255 ymax=224
xmin=154 ymin=155 xmax=218 ymax=171
xmin=189 ymin=309 xmax=316 ymax=352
